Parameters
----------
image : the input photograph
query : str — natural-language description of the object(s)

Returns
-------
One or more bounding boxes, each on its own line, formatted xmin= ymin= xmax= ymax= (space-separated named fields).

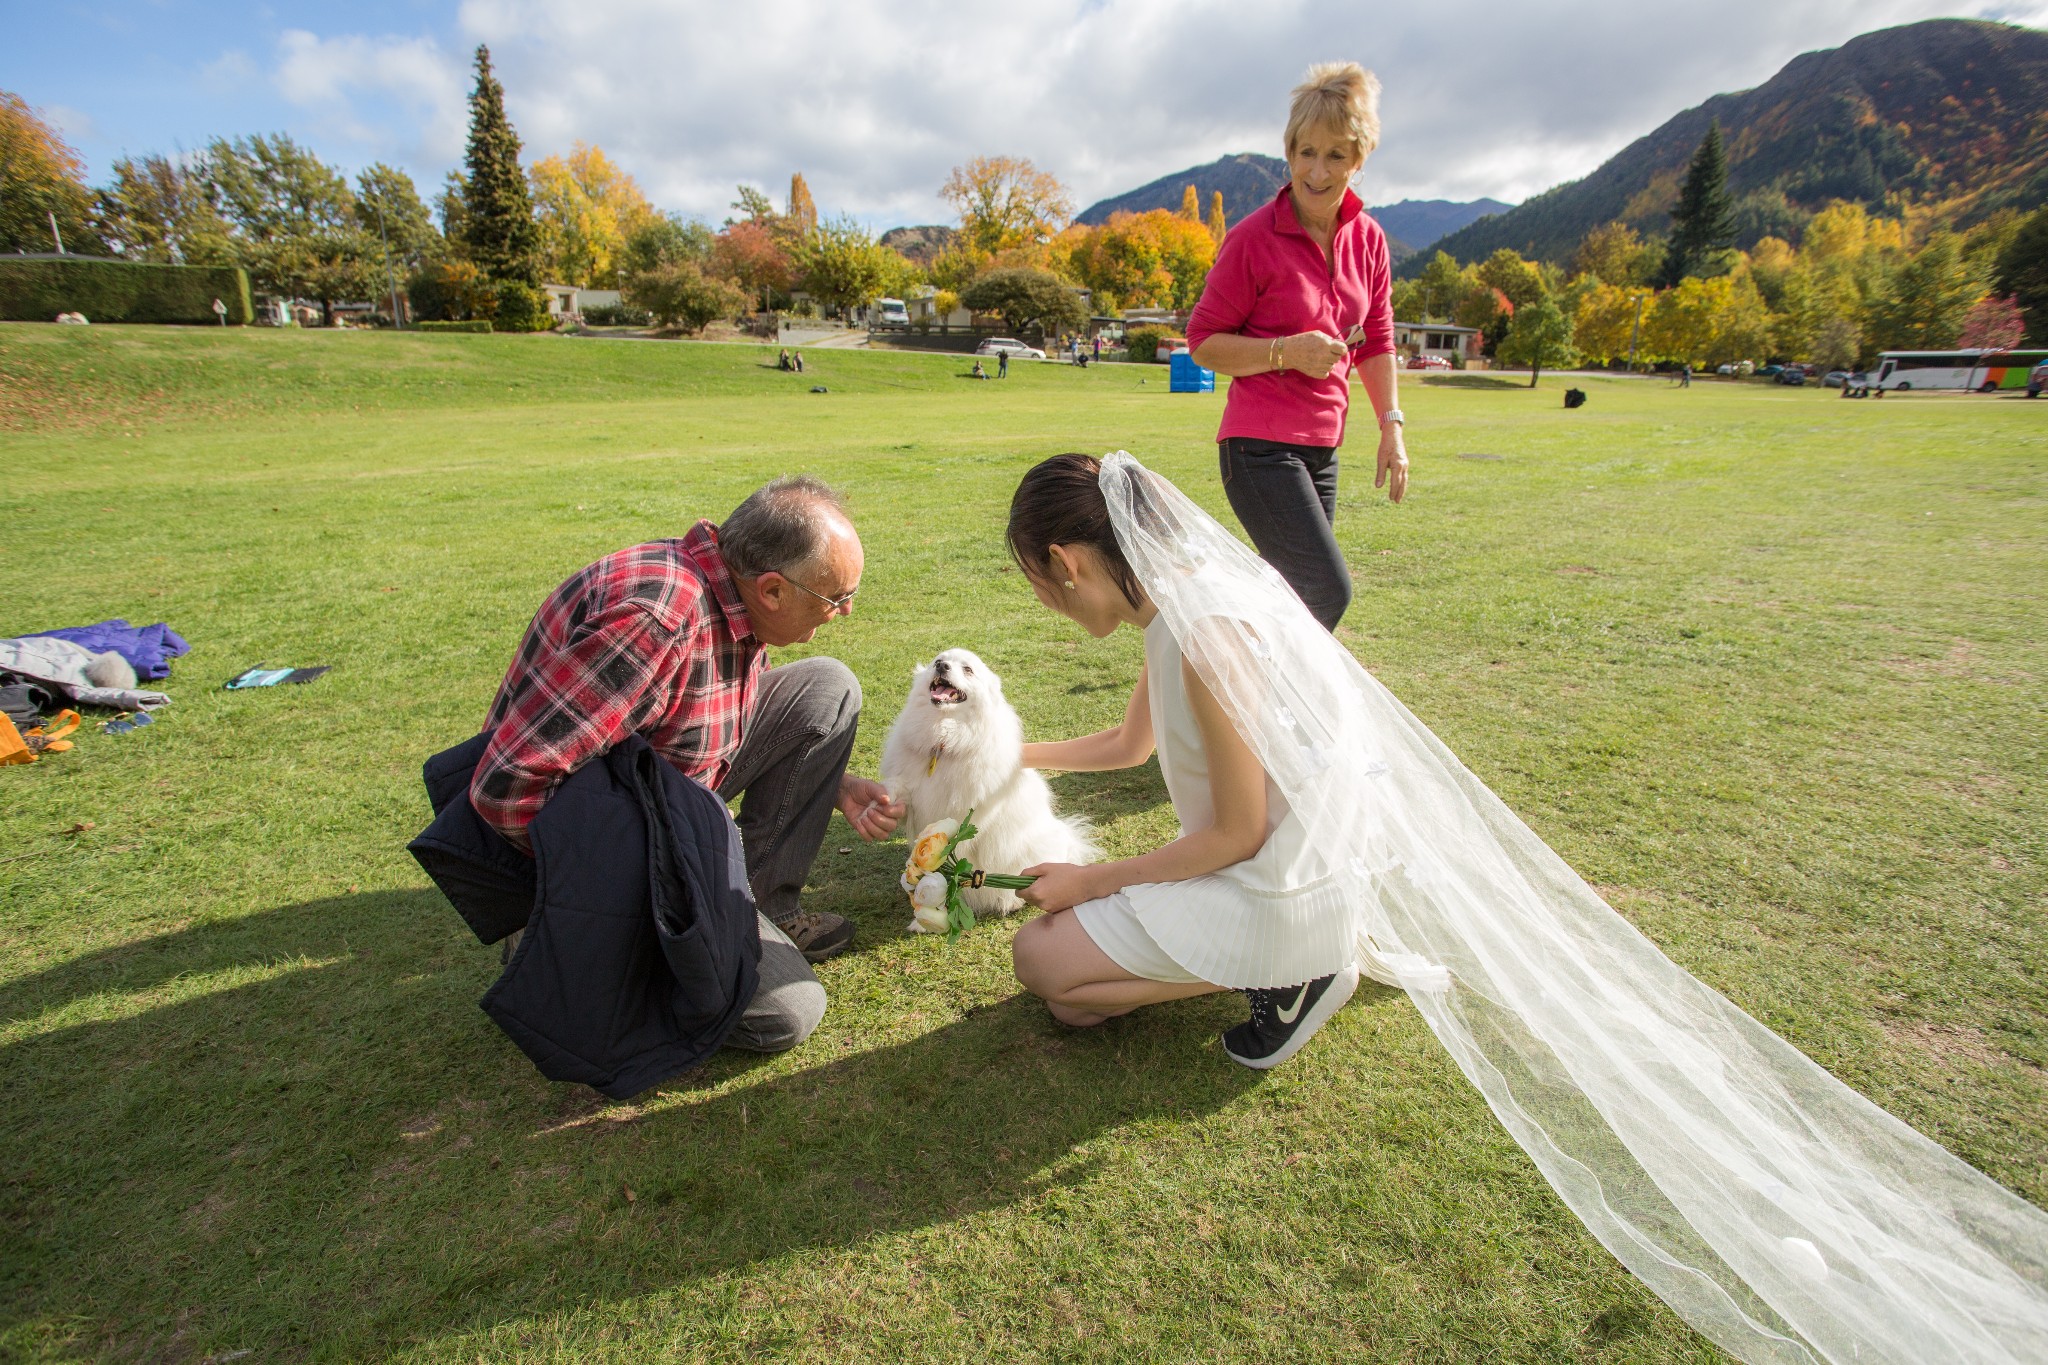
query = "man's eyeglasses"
xmin=778 ymin=573 xmax=859 ymax=612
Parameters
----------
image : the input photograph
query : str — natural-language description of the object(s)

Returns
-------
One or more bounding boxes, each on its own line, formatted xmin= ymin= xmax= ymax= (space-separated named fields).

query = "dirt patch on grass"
xmin=1884 ymin=1018 xmax=2006 ymax=1071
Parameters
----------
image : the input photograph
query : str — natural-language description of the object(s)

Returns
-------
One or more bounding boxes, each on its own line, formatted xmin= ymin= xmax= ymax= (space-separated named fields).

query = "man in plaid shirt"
xmin=473 ymin=477 xmax=903 ymax=1049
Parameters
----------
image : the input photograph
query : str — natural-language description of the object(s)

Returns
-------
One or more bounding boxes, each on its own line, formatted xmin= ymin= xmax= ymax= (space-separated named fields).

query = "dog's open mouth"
xmin=929 ymin=678 xmax=966 ymax=706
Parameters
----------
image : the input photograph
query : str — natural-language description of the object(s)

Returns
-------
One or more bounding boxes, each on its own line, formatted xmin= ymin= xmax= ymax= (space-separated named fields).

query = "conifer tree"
xmin=1659 ymin=120 xmax=1735 ymax=287
xmin=1208 ymin=191 xmax=1227 ymax=243
xmin=1181 ymin=184 xmax=1200 ymax=220
xmin=460 ymin=45 xmax=540 ymax=286
xmin=786 ymin=173 xmax=818 ymax=239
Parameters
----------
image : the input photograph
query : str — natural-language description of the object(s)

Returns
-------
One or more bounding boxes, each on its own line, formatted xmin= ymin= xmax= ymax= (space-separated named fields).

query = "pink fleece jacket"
xmin=1186 ymin=184 xmax=1394 ymax=448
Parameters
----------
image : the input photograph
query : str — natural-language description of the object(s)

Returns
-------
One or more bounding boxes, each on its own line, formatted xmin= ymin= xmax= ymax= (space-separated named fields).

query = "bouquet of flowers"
xmin=899 ymin=810 xmax=1037 ymax=941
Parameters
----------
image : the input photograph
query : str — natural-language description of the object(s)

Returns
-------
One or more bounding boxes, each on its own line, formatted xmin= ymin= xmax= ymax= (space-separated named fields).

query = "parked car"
xmin=1407 ymin=353 xmax=1453 ymax=370
xmin=1716 ymin=363 xmax=1736 ymax=376
xmin=2029 ymin=361 xmax=2048 ymax=397
xmin=975 ymin=337 xmax=1045 ymax=361
xmin=1774 ymin=366 xmax=1807 ymax=386
xmin=1822 ymin=370 xmax=1852 ymax=388
xmin=1758 ymin=364 xmax=1785 ymax=378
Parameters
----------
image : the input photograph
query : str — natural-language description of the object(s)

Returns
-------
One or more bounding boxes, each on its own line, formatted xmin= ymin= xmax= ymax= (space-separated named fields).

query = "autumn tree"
xmin=1570 ymin=221 xmax=1651 ymax=286
xmin=0 ymin=91 xmax=99 ymax=253
xmin=1958 ymin=294 xmax=2026 ymax=350
xmin=941 ymin=155 xmax=1073 ymax=255
xmin=460 ymin=44 xmax=542 ymax=288
xmin=1181 ymin=184 xmax=1200 ymax=220
xmin=1496 ymin=295 xmax=1579 ymax=385
xmin=624 ymin=261 xmax=748 ymax=333
xmin=1066 ymin=209 xmax=1215 ymax=311
xmin=712 ymin=219 xmax=794 ymax=311
xmin=529 ymin=142 xmax=657 ymax=287
xmin=786 ymin=173 xmax=818 ymax=239
xmin=797 ymin=216 xmax=914 ymax=313
xmin=1476 ymin=248 xmax=1548 ymax=309
xmin=621 ymin=213 xmax=714 ymax=276
xmin=1866 ymin=231 xmax=1982 ymax=352
xmin=1572 ymin=282 xmax=1644 ymax=367
xmin=1659 ymin=120 xmax=1735 ymax=287
xmin=1208 ymin=191 xmax=1227 ymax=244
xmin=1643 ymin=276 xmax=1735 ymax=366
xmin=960 ymin=267 xmax=1087 ymax=337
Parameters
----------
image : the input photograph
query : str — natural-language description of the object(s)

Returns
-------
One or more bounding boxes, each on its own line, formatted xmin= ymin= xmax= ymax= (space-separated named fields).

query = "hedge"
xmin=415 ymin=320 xmax=493 ymax=334
xmin=0 ymin=257 xmax=252 ymax=325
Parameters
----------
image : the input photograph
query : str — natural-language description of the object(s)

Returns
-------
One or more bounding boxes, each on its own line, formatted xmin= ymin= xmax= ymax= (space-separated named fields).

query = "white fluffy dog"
xmin=881 ymin=648 xmax=1098 ymax=922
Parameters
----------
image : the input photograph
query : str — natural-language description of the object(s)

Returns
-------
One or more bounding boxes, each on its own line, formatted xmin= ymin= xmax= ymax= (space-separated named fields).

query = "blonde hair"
xmin=1285 ymin=62 xmax=1381 ymax=164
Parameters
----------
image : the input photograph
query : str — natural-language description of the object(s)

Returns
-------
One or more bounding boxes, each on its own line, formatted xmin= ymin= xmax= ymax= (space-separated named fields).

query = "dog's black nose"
xmin=933 ymin=658 xmax=950 ymax=674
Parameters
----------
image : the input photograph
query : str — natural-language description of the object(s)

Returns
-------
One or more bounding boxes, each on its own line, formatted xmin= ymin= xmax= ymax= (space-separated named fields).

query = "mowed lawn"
xmin=0 ymin=326 xmax=2042 ymax=1364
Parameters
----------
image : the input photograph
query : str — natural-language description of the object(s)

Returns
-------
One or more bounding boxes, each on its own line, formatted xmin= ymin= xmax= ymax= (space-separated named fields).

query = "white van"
xmin=876 ymin=297 xmax=910 ymax=327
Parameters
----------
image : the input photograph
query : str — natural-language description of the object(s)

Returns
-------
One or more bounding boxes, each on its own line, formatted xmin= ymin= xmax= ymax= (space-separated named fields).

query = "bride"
xmin=1003 ymin=451 xmax=2048 ymax=1365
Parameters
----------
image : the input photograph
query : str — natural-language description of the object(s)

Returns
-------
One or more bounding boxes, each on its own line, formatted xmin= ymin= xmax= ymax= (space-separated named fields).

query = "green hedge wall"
xmin=0 ymin=258 xmax=253 ymax=325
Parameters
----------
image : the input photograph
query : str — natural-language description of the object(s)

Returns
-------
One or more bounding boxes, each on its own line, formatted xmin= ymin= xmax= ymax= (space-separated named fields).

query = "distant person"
xmin=1093 ymin=334 xmax=1103 ymax=361
xmin=777 ymin=348 xmax=791 ymax=371
xmin=1681 ymin=363 xmax=1693 ymax=388
xmin=972 ymin=358 xmax=990 ymax=380
xmin=793 ymin=350 xmax=806 ymax=374
xmin=1187 ymin=61 xmax=1405 ymax=631
xmin=998 ymin=350 xmax=1009 ymax=379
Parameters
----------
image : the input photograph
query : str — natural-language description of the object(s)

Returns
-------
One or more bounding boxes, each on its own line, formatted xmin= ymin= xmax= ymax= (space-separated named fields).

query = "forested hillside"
xmin=1429 ymin=18 xmax=2048 ymax=266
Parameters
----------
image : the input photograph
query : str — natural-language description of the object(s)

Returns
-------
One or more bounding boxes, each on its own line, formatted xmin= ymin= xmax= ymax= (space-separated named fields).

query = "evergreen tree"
xmin=460 ymin=45 xmax=540 ymax=286
xmin=1659 ymin=121 xmax=1735 ymax=288
xmin=1994 ymin=206 xmax=2048 ymax=343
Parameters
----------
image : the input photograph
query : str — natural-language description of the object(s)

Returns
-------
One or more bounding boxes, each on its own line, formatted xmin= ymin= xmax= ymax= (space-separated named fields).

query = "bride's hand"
xmin=1019 ymin=862 xmax=1100 ymax=913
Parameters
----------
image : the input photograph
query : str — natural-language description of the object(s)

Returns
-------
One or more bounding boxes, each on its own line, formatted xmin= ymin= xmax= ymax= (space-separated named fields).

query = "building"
xmin=541 ymin=285 xmax=625 ymax=322
xmin=1395 ymin=320 xmax=1481 ymax=363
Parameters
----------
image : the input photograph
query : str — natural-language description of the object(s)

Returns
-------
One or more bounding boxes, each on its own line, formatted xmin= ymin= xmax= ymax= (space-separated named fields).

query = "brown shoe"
xmin=777 ymin=910 xmax=855 ymax=963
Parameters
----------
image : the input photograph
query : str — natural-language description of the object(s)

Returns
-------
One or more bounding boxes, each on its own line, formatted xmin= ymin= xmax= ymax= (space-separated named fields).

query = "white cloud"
xmin=251 ymin=0 xmax=2044 ymax=223
xmin=270 ymin=29 xmax=470 ymax=169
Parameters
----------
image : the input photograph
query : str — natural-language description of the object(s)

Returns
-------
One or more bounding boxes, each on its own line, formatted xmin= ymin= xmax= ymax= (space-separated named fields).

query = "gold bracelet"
xmin=1270 ymin=336 xmax=1285 ymax=371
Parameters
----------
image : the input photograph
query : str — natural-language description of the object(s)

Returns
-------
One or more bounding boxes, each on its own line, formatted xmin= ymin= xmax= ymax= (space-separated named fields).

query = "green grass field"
xmin=1 ymin=326 xmax=2042 ymax=1363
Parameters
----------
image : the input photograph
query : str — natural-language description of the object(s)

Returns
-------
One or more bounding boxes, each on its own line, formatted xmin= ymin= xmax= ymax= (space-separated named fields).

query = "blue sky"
xmin=11 ymin=1 xmax=2048 ymax=233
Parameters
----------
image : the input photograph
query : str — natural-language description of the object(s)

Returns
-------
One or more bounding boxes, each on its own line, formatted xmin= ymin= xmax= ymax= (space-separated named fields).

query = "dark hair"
xmin=1006 ymin=453 xmax=1143 ymax=607
xmin=718 ymin=475 xmax=849 ymax=579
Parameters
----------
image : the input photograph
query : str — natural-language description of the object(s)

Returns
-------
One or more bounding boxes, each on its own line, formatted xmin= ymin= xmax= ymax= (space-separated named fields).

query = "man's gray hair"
xmin=718 ymin=475 xmax=850 ymax=580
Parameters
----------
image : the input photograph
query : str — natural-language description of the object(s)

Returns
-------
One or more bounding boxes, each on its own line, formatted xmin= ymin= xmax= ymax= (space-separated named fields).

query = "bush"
xmin=624 ymin=262 xmax=749 ymax=334
xmin=1122 ymin=324 xmax=1169 ymax=364
xmin=581 ymin=301 xmax=651 ymax=327
xmin=490 ymin=279 xmax=552 ymax=333
xmin=0 ymin=258 xmax=252 ymax=324
xmin=415 ymin=320 xmax=493 ymax=334
xmin=407 ymin=260 xmax=490 ymax=322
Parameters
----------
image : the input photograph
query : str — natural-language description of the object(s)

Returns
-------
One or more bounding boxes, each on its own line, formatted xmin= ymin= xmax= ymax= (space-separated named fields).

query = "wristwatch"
xmin=1380 ymin=408 xmax=1405 ymax=427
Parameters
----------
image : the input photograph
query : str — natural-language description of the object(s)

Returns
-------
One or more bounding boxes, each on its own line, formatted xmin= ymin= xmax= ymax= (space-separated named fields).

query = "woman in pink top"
xmin=1188 ymin=62 xmax=1409 ymax=629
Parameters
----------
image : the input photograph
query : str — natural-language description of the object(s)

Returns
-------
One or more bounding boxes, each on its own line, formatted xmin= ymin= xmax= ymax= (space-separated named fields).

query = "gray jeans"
xmin=715 ymin=655 xmax=862 ymax=1051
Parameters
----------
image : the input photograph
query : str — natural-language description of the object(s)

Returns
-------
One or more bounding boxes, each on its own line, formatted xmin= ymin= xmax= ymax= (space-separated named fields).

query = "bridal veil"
xmin=1098 ymin=450 xmax=2048 ymax=1365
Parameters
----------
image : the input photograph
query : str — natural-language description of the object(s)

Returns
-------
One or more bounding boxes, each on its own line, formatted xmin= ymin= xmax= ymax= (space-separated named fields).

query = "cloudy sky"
xmin=11 ymin=1 xmax=2048 ymax=232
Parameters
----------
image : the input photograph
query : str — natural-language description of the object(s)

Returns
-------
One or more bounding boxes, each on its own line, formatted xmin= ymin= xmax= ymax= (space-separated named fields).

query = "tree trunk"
xmin=1529 ymin=363 xmax=1541 ymax=388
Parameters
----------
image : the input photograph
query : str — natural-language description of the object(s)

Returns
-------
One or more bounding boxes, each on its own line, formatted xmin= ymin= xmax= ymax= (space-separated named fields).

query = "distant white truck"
xmin=875 ymin=297 xmax=910 ymax=327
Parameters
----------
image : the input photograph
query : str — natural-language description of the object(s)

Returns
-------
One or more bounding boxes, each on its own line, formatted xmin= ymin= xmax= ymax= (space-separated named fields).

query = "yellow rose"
xmin=908 ymin=818 xmax=960 ymax=873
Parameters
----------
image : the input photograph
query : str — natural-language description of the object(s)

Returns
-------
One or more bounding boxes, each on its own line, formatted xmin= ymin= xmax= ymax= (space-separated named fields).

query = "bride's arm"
xmin=1021 ymin=656 xmax=1268 ymax=911
xmin=1021 ymin=666 xmax=1153 ymax=772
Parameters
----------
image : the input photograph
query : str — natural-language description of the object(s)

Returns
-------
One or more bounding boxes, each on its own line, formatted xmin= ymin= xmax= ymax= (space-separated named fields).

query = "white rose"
xmin=911 ymin=903 xmax=951 ymax=934
xmin=910 ymin=872 xmax=948 ymax=911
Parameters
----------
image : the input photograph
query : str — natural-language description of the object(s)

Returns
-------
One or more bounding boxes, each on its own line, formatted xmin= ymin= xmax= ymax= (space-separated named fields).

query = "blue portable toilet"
xmin=1169 ymin=350 xmax=1215 ymax=393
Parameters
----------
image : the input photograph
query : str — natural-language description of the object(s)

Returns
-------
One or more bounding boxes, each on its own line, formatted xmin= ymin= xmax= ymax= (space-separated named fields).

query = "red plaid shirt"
xmin=471 ymin=522 xmax=765 ymax=851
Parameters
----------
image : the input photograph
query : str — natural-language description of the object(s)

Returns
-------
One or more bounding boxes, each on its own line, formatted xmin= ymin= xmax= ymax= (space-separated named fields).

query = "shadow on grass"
xmin=0 ymin=887 xmax=1255 ymax=1355
xmin=1419 ymin=374 xmax=1527 ymax=390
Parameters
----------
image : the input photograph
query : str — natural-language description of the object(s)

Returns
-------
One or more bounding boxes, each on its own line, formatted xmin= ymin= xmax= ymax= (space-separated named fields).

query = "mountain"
xmin=1073 ymin=152 xmax=1510 ymax=255
xmin=879 ymin=224 xmax=957 ymax=266
xmin=1423 ymin=18 xmax=2048 ymax=269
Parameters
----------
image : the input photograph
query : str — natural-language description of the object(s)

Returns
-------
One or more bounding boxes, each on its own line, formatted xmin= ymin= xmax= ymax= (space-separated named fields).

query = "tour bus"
xmin=1871 ymin=349 xmax=2048 ymax=391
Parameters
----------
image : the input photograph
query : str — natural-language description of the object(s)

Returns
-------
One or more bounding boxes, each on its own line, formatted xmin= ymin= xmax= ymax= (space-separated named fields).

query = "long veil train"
xmin=1098 ymin=451 xmax=2048 ymax=1365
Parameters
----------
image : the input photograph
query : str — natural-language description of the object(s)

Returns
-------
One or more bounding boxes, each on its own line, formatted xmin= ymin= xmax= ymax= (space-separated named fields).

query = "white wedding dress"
xmin=1096 ymin=451 xmax=2048 ymax=1365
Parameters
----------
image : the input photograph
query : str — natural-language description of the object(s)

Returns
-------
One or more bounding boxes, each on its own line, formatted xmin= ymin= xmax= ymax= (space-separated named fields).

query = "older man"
xmin=471 ymin=475 xmax=904 ymax=1051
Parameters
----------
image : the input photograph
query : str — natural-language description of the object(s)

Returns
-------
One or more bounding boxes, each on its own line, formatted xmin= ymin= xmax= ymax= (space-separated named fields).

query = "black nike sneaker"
xmin=1221 ymin=964 xmax=1360 ymax=1069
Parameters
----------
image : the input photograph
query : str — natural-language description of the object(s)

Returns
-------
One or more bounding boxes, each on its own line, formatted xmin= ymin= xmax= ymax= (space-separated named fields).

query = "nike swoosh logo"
xmin=1276 ymin=985 xmax=1309 ymax=1025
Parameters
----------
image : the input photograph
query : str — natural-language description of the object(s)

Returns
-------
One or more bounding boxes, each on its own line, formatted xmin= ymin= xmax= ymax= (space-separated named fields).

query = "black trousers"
xmin=1219 ymin=436 xmax=1352 ymax=630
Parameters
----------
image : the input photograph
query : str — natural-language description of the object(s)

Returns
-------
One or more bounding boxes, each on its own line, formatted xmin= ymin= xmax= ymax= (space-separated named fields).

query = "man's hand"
xmin=837 ymin=774 xmax=906 ymax=841
xmin=1375 ymin=422 xmax=1409 ymax=504
xmin=1018 ymin=861 xmax=1104 ymax=913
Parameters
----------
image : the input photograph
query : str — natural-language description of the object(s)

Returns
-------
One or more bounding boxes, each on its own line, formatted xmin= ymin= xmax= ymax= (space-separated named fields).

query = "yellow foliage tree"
xmin=1643 ymin=276 xmax=1734 ymax=365
xmin=1573 ymin=282 xmax=1647 ymax=366
xmin=1208 ymin=191 xmax=1227 ymax=243
xmin=940 ymin=155 xmax=1073 ymax=256
xmin=1067 ymin=209 xmax=1216 ymax=310
xmin=1181 ymin=184 xmax=1200 ymax=220
xmin=787 ymin=173 xmax=817 ymax=239
xmin=529 ymin=143 xmax=658 ymax=288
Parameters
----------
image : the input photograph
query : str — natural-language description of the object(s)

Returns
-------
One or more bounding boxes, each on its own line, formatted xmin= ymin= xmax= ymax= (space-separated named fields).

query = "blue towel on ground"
xmin=22 ymin=619 xmax=190 ymax=681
